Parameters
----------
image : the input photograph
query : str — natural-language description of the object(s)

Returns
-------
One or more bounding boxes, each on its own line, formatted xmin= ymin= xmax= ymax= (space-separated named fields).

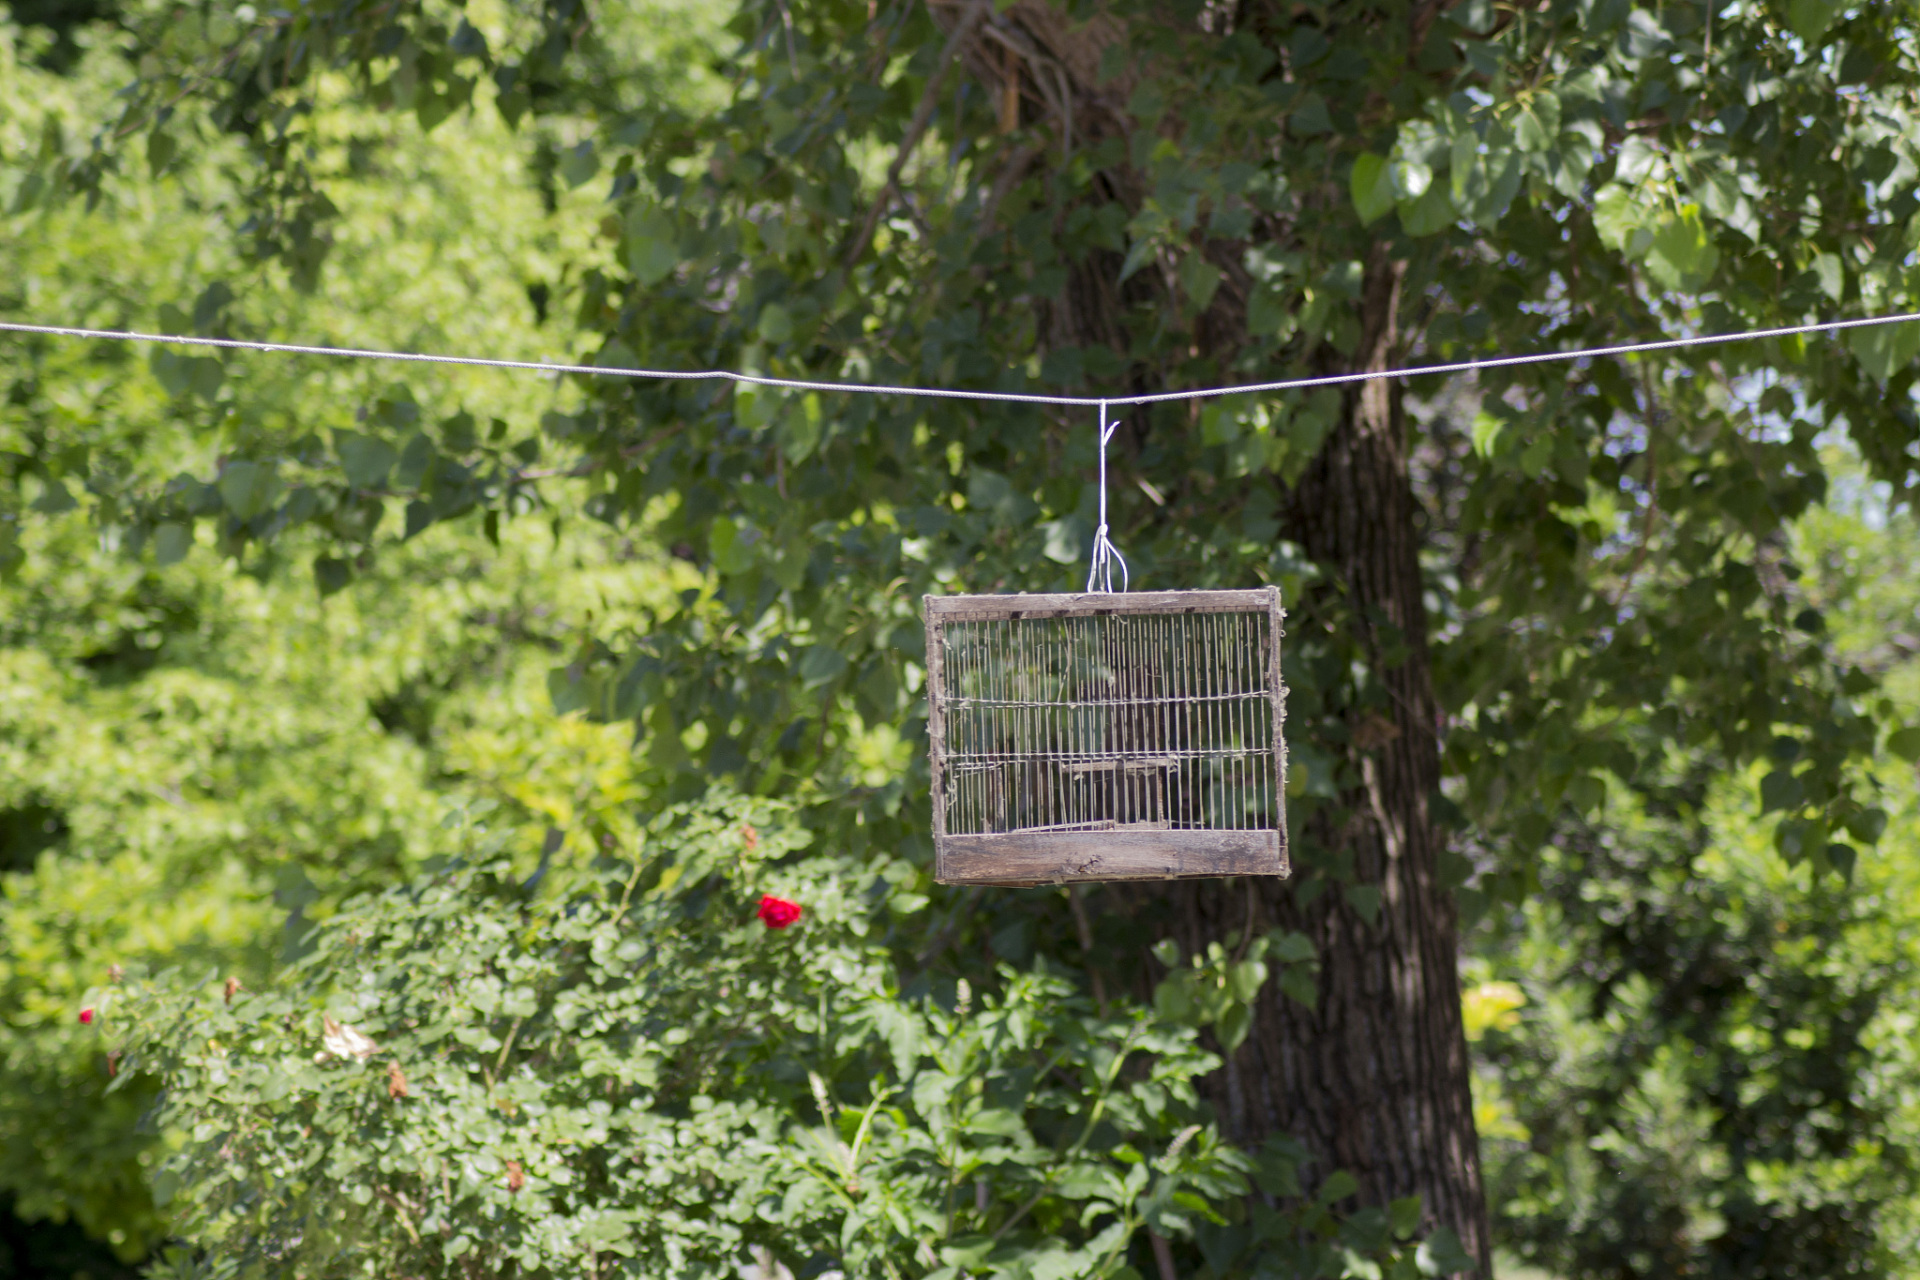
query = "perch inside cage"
xmin=923 ymin=587 xmax=1288 ymax=887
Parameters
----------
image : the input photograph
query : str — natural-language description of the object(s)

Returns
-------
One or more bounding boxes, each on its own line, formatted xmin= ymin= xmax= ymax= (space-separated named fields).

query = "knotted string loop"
xmin=1085 ymin=400 xmax=1129 ymax=593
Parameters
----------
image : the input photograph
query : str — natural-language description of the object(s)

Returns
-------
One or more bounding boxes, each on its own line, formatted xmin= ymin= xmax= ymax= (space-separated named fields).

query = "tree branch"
xmin=843 ymin=0 xmax=993 ymax=267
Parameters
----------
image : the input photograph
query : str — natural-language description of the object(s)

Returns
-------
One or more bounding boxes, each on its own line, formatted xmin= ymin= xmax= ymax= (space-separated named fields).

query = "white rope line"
xmin=1085 ymin=399 xmax=1129 ymax=594
xmin=1 ymin=309 xmax=1917 ymax=408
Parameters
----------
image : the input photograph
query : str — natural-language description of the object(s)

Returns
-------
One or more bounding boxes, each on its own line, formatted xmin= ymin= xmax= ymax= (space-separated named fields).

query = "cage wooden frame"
xmin=924 ymin=587 xmax=1289 ymax=887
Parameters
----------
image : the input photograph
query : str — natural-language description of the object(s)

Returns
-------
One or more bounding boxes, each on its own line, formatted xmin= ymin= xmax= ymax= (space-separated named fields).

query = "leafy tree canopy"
xmin=8 ymin=0 xmax=1913 ymax=890
xmin=10 ymin=0 xmax=1920 ymax=1272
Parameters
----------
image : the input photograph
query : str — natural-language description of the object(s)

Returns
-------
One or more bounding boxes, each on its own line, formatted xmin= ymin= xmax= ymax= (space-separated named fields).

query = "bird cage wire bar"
xmin=937 ymin=608 xmax=1280 ymax=838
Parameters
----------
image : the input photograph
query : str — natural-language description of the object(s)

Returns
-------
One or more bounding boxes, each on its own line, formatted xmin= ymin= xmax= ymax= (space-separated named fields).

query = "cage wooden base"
xmin=936 ymin=829 xmax=1287 ymax=887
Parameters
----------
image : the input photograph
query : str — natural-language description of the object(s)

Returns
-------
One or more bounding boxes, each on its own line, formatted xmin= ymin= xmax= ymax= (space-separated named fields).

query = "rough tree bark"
xmin=925 ymin=1 xmax=1491 ymax=1270
xmin=1162 ymin=251 xmax=1490 ymax=1271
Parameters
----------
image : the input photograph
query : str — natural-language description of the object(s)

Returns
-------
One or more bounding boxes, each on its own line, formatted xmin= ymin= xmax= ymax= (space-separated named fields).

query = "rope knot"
xmin=1085 ymin=399 xmax=1128 ymax=594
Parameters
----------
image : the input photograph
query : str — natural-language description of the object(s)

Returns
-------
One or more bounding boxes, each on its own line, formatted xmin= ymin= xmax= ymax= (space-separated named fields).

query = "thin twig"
xmin=491 ymin=1015 xmax=525 ymax=1084
xmin=1066 ymin=886 xmax=1108 ymax=1012
xmin=990 ymin=1024 xmax=1141 ymax=1241
xmin=843 ymin=0 xmax=994 ymax=266
xmin=1231 ymin=876 xmax=1260 ymax=963
xmin=1149 ymin=1231 xmax=1178 ymax=1280
xmin=773 ymin=0 xmax=801 ymax=76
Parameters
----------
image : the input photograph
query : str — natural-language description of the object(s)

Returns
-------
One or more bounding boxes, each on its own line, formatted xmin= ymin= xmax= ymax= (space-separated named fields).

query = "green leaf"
xmin=756 ymin=303 xmax=794 ymax=343
xmin=313 ymin=556 xmax=352 ymax=597
xmin=1229 ymin=958 xmax=1269 ymax=1002
xmin=1345 ymin=883 xmax=1382 ymax=925
xmin=394 ymin=433 xmax=433 ymax=489
xmin=1685 ymin=166 xmax=1757 ymax=239
xmin=1350 ymin=152 xmax=1397 ymax=225
xmin=1388 ymin=140 xmax=1433 ymax=200
xmin=772 ymin=544 xmax=809 ymax=591
xmin=735 ymin=383 xmax=779 ymax=431
xmin=1887 ymin=726 xmax=1920 ymax=762
xmin=1201 ymin=399 xmax=1243 ymax=445
xmin=778 ymin=392 xmax=823 ymax=462
xmin=710 ymin=516 xmax=757 ymax=575
xmin=1042 ymin=518 xmax=1084 ymax=564
xmin=1217 ymin=1003 xmax=1252 ymax=1052
xmin=624 ymin=207 xmax=679 ymax=285
xmin=1119 ymin=237 xmax=1159 ymax=282
xmin=594 ymin=340 xmax=640 ymax=371
xmin=799 ymin=645 xmax=848 ymax=687
xmin=1254 ymin=1137 xmax=1304 ymax=1197
xmin=146 ymin=128 xmax=176 ymax=178
xmin=547 ymin=665 xmax=590 ymax=715
xmin=560 ymin=140 xmax=600 ymax=188
xmin=1290 ymin=91 xmax=1332 ymax=135
xmin=1811 ymin=252 xmax=1845 ymax=302
xmin=1825 ymin=841 xmax=1858 ymax=879
xmin=217 ymin=461 xmax=277 ymax=520
xmin=940 ymin=1237 xmax=995 ymax=1268
xmin=449 ymin=19 xmax=490 ymax=59
xmin=1390 ymin=1194 xmax=1423 ymax=1239
xmin=1270 ymin=930 xmax=1316 ymax=963
xmin=1456 ymin=146 xmax=1522 ymax=225
xmin=1760 ymin=769 xmax=1805 ymax=813
xmin=335 ymin=431 xmax=398 ymax=490
xmin=1512 ymin=91 xmax=1560 ymax=151
xmin=1643 ymin=205 xmax=1719 ymax=291
xmin=1470 ymin=411 xmax=1508 ymax=459
xmin=1591 ymin=184 xmax=1642 ymax=254
xmin=1317 ymin=1169 xmax=1360 ymax=1205
xmin=1279 ymin=966 xmax=1319 ymax=1010
xmin=1156 ymin=976 xmax=1195 ymax=1022
xmin=1564 ymin=775 xmax=1605 ymax=814
xmin=967 ymin=470 xmax=1014 ymax=517
xmin=1417 ymin=1227 xmax=1475 ymax=1276
xmin=1397 ymin=180 xmax=1455 ymax=237
xmin=187 ymin=357 xmax=225 ymax=401
xmin=153 ymin=522 xmax=192 ymax=566
xmin=1845 ymin=807 xmax=1889 ymax=843
xmin=29 ymin=478 xmax=77 ymax=514
xmin=1173 ymin=1190 xmax=1229 ymax=1224
xmin=1179 ymin=254 xmax=1222 ymax=310
xmin=1248 ymin=286 xmax=1292 ymax=336
xmin=1850 ymin=321 xmax=1920 ymax=382
xmin=1788 ymin=0 xmax=1843 ymax=42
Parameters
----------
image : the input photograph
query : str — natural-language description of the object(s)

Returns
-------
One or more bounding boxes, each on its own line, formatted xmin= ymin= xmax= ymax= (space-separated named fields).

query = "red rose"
xmin=756 ymin=894 xmax=802 ymax=930
xmin=78 ymin=1008 xmax=95 ymax=1025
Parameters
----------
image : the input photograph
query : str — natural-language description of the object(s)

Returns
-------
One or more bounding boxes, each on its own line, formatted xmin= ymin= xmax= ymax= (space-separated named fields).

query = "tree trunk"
xmin=1160 ymin=249 xmax=1490 ymax=1272
xmin=928 ymin=3 xmax=1492 ymax=1269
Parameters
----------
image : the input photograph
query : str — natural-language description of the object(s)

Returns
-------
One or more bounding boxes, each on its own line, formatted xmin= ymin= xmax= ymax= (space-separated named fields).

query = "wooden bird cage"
xmin=924 ymin=588 xmax=1288 ymax=887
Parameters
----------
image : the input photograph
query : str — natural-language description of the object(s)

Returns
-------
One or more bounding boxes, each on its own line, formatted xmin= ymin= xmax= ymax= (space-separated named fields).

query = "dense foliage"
xmin=7 ymin=0 xmax=1920 ymax=1275
xmin=103 ymin=793 xmax=1472 ymax=1280
xmin=1468 ymin=477 xmax=1920 ymax=1279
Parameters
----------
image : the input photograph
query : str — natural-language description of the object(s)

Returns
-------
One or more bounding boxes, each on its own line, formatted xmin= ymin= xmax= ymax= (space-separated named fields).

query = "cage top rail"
xmin=925 ymin=587 xmax=1278 ymax=620
xmin=944 ymin=691 xmax=1272 ymax=709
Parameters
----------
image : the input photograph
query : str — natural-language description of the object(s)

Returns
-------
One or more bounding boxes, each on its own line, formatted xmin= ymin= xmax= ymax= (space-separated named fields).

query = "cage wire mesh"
xmin=924 ymin=589 xmax=1288 ymax=886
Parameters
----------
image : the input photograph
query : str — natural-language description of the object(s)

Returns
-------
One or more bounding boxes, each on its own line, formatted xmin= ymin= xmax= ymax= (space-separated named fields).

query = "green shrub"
xmin=101 ymin=794 xmax=1254 ymax=1278
xmin=101 ymin=793 xmax=1464 ymax=1279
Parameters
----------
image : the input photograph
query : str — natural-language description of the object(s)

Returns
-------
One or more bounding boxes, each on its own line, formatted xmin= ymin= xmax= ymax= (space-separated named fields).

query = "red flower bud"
xmin=78 ymin=1008 xmax=95 ymax=1025
xmin=756 ymin=894 xmax=802 ymax=930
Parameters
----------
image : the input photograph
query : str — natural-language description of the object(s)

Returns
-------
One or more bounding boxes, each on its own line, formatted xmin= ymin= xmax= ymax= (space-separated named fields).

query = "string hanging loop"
xmin=1085 ymin=400 xmax=1129 ymax=593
